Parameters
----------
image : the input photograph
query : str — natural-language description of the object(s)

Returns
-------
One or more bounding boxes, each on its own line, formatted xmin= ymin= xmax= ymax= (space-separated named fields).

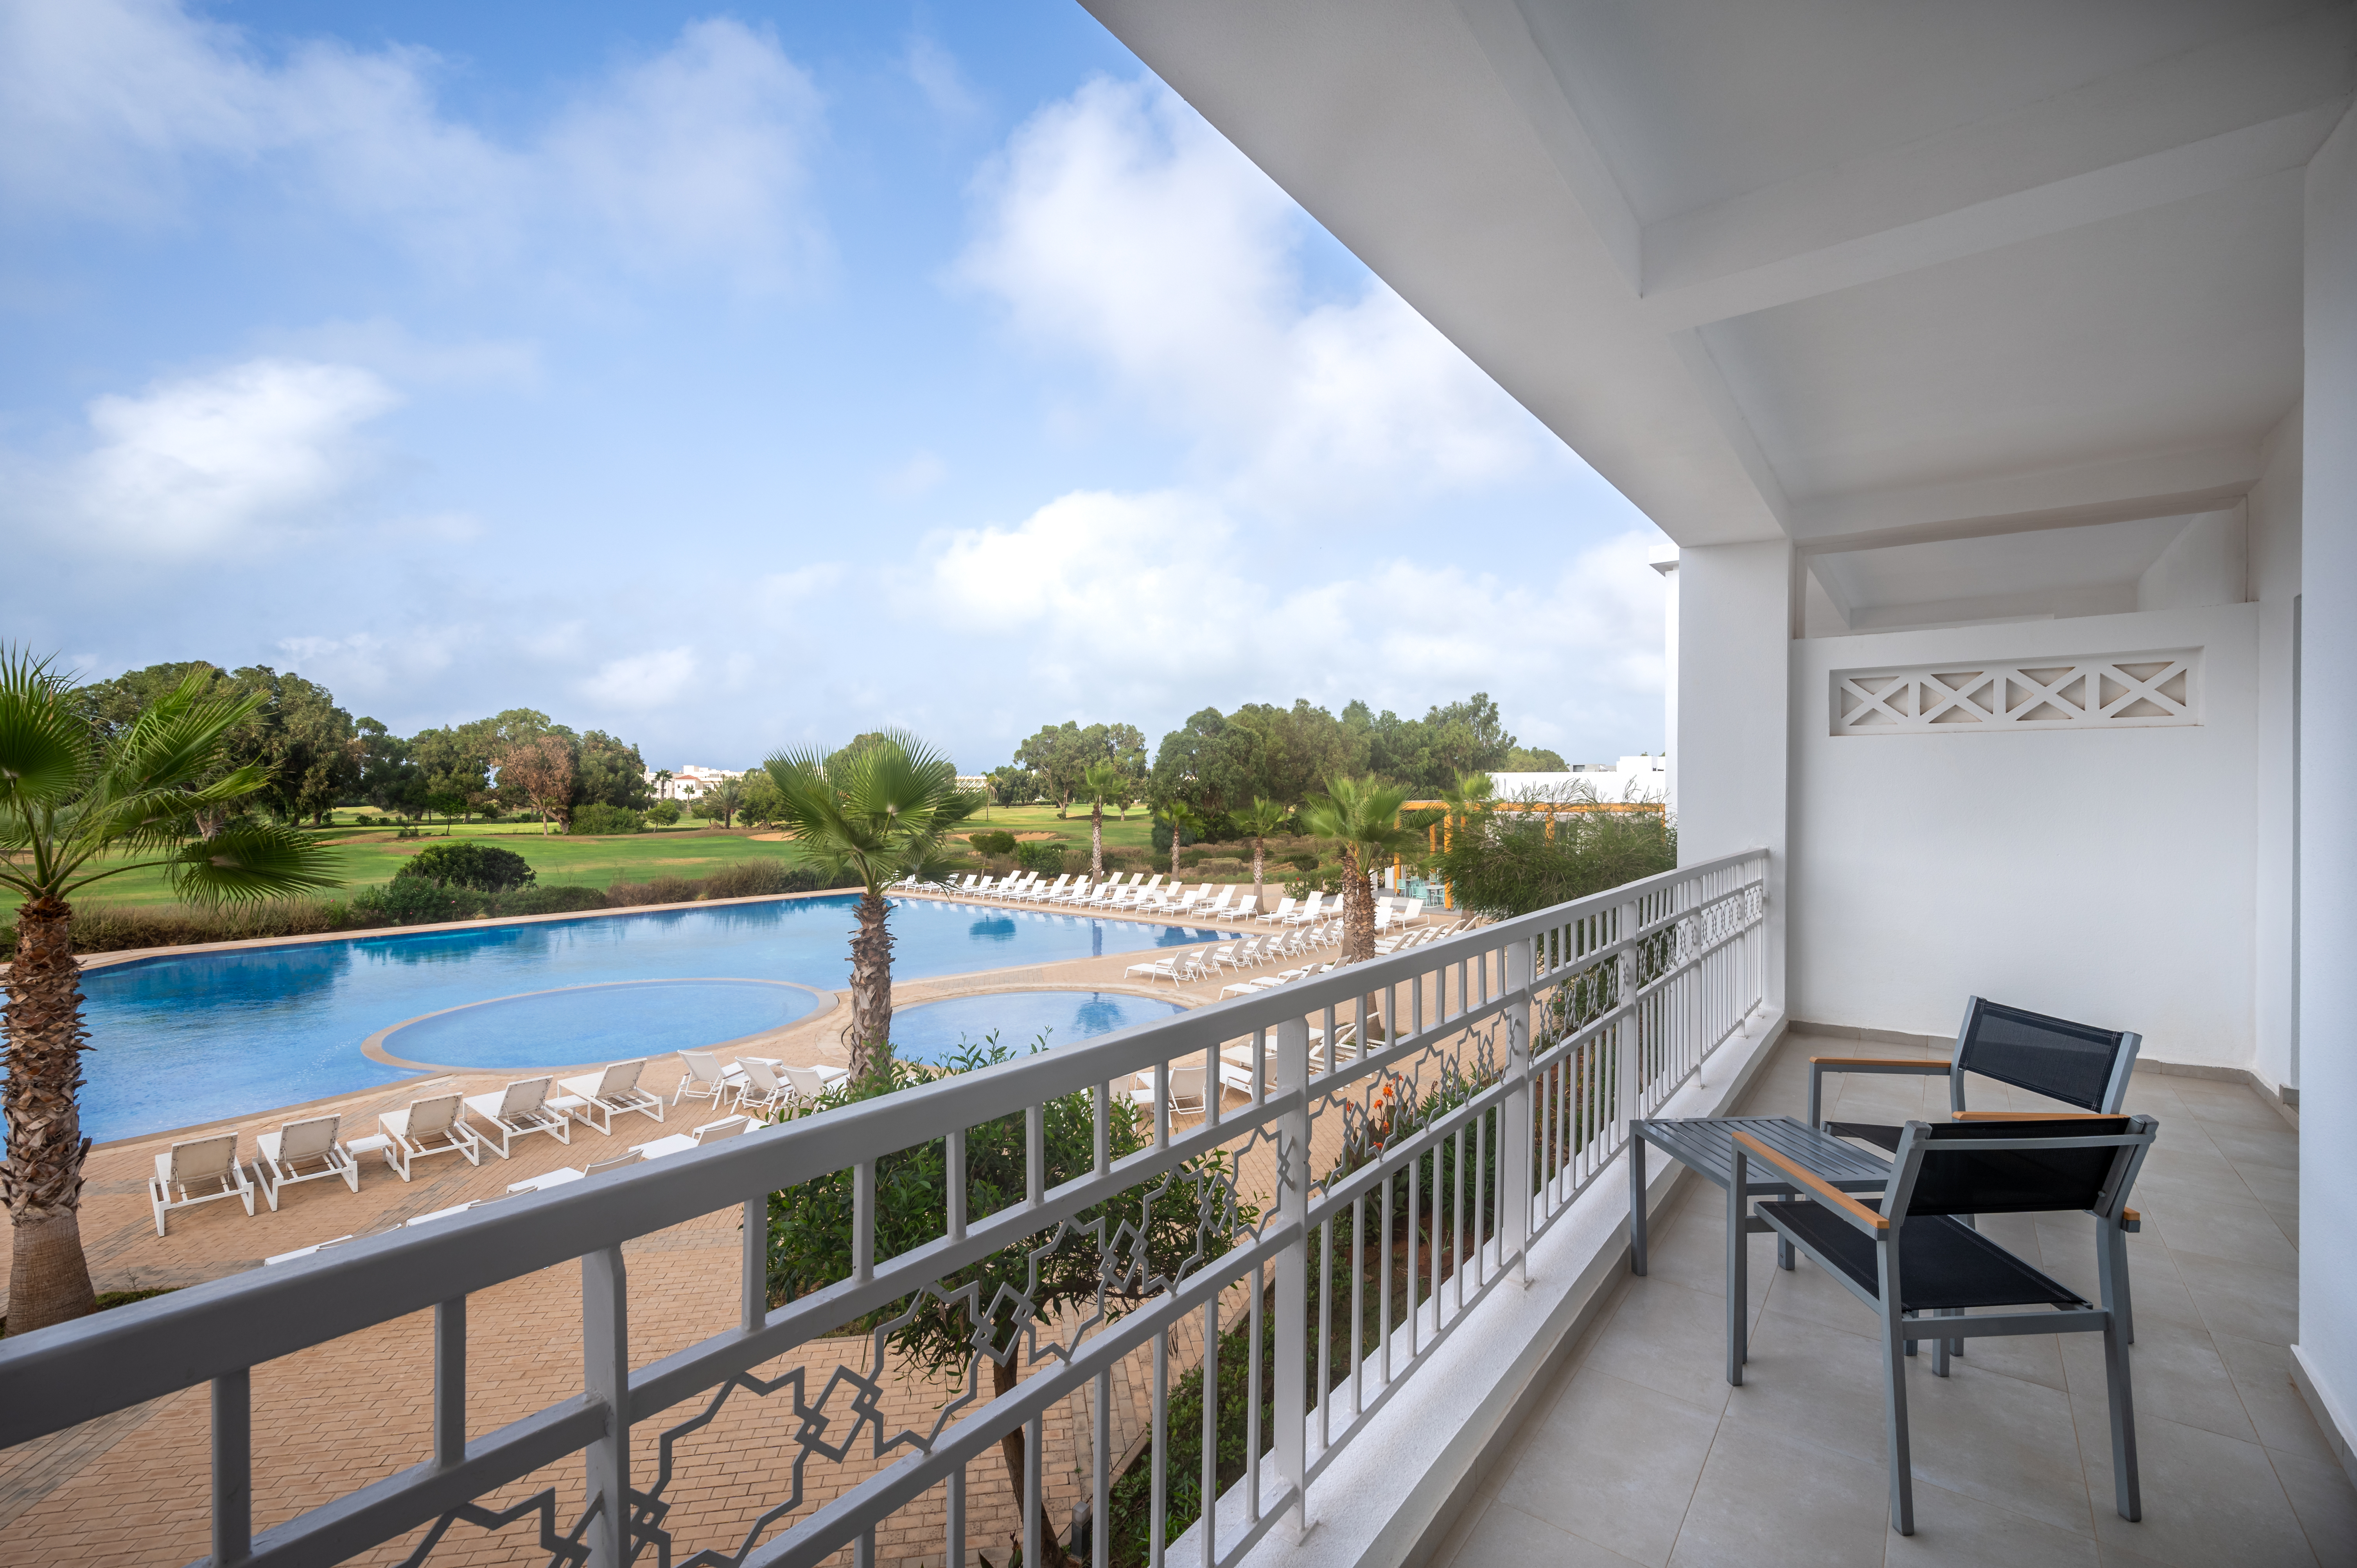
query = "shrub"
xmin=6 ymin=900 xmax=374 ymax=958
xmin=1433 ymin=809 xmax=1677 ymax=918
xmin=704 ymin=860 xmax=795 ymax=899
xmin=499 ymin=884 xmax=610 ymax=917
xmin=398 ymin=841 xmax=536 ymax=895
xmin=1286 ymin=853 xmax=1319 ymax=872
xmin=570 ymin=803 xmax=644 ymax=836
xmin=606 ymin=875 xmax=701 ymax=906
xmin=646 ymin=800 xmax=683 ymax=826
xmin=1014 ymin=840 xmax=1068 ymax=874
xmin=352 ymin=878 xmax=488 ymax=924
xmin=969 ymin=830 xmax=1017 ymax=856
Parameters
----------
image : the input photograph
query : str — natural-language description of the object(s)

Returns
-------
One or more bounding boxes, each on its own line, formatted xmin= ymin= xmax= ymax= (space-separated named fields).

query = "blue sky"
xmin=1 ymin=0 xmax=1669 ymax=772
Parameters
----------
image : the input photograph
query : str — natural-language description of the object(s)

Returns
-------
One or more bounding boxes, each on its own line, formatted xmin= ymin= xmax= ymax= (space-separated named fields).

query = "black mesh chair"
xmin=1807 ymin=996 xmax=2145 ymax=1342
xmin=1733 ymin=1116 xmax=2156 ymax=1537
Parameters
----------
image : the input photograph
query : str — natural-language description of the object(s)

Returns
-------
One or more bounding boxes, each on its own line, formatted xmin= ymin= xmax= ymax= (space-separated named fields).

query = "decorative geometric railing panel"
xmin=1831 ymin=650 xmax=2200 ymax=735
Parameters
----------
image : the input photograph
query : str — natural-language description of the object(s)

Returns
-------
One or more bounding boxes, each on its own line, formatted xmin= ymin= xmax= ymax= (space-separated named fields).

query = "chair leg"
xmin=2101 ymin=1219 xmax=2137 ymax=1345
xmin=2102 ymin=1311 xmax=2142 ymax=1521
xmin=1777 ymin=1236 xmax=1794 ymax=1271
xmin=1726 ymin=1154 xmax=1747 ymax=1386
xmin=1880 ymin=1276 xmax=1915 ymax=1535
xmin=1628 ymin=1132 xmax=1649 ymax=1276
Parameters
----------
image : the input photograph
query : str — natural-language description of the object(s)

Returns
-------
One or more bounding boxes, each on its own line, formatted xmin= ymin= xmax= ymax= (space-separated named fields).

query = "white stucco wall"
xmin=1786 ymin=604 xmax=2259 ymax=1065
xmin=1673 ymin=540 xmax=1790 ymax=1016
xmin=2249 ymin=415 xmax=2304 ymax=1096
xmin=2295 ymin=104 xmax=2357 ymax=1473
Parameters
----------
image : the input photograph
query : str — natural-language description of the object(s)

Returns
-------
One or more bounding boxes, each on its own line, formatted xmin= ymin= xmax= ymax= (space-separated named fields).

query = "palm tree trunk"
xmin=1341 ymin=849 xmax=1375 ymax=963
xmin=1251 ymin=835 xmax=1266 ymax=915
xmin=3 ymin=897 xmax=98 ymax=1333
xmin=991 ymin=1352 xmax=1073 ymax=1568
xmin=1090 ymin=802 xmax=1104 ymax=878
xmin=845 ymin=888 xmax=896 ymax=1079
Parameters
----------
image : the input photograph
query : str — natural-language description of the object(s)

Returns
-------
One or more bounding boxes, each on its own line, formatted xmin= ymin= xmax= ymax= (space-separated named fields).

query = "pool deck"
xmin=0 ymin=907 xmax=1369 ymax=1564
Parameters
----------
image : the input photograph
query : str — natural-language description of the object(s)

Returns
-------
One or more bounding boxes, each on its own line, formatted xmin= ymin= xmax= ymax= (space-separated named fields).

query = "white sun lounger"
xmin=633 ymin=1115 xmax=751 ymax=1161
xmin=1125 ymin=957 xmax=1179 ymax=981
xmin=1125 ymin=1062 xmax=1208 ymax=1115
xmin=731 ymin=1058 xmax=792 ymax=1117
xmin=1259 ymin=897 xmax=1296 ymax=926
xmin=373 ymin=1093 xmax=482 ymax=1181
xmin=673 ymin=1050 xmax=730 ymax=1108
xmin=463 ymin=1076 xmax=571 ymax=1159
xmin=264 ymin=1235 xmax=354 ymax=1265
xmin=251 ymin=1114 xmax=361 ymax=1210
xmin=150 ymin=1133 xmax=256 ymax=1236
xmin=553 ymin=1058 xmax=664 ymax=1135
xmin=515 ymin=1146 xmax=650 ymax=1193
xmin=404 ymin=1199 xmax=490 ymax=1227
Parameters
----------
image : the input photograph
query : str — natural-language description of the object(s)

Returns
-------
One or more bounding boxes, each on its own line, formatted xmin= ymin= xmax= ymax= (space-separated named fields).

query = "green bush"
xmin=570 ymin=802 xmax=644 ymax=836
xmin=398 ymin=841 xmax=536 ymax=895
xmin=704 ymin=860 xmax=794 ymax=899
xmin=5 ymin=899 xmax=375 ymax=958
xmin=1285 ymin=853 xmax=1319 ymax=872
xmin=352 ymin=877 xmax=488 ymax=924
xmin=1433 ymin=809 xmax=1676 ymax=917
xmin=499 ymin=884 xmax=610 ymax=917
xmin=969 ymin=829 xmax=1017 ymax=856
xmin=1014 ymin=840 xmax=1068 ymax=874
xmin=646 ymin=800 xmax=683 ymax=826
xmin=605 ymin=874 xmax=702 ymax=906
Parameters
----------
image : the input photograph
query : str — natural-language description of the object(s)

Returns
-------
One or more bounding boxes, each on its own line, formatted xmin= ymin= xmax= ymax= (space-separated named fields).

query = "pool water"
xmin=890 ymin=990 xmax=1188 ymax=1065
xmin=64 ymin=896 xmax=1239 ymax=1143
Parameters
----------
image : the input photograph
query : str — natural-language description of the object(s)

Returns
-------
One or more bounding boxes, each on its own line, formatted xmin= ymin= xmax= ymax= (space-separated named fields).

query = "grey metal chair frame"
xmin=1735 ymin=1115 xmax=2156 ymax=1536
xmin=1805 ymin=996 xmax=2145 ymax=1345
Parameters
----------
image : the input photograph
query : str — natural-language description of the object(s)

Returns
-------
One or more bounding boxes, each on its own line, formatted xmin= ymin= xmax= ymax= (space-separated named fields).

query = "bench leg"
xmin=1628 ymin=1132 xmax=1649 ymax=1276
xmin=1879 ymin=1252 xmax=1915 ymax=1535
xmin=1727 ymin=1149 xmax=1747 ymax=1385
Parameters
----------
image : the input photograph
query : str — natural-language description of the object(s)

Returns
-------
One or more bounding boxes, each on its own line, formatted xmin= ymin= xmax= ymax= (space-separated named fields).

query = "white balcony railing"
xmin=0 ymin=850 xmax=1766 ymax=1568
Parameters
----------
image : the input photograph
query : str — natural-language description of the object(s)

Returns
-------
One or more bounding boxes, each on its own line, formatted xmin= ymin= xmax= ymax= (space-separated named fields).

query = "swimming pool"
xmin=890 ymin=990 xmax=1189 ymax=1065
xmin=64 ymin=896 xmax=1239 ymax=1143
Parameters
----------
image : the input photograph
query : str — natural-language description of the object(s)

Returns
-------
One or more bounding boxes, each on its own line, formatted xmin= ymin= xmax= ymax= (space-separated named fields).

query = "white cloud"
xmin=756 ymin=564 xmax=847 ymax=608
xmin=957 ymin=77 xmax=1550 ymax=520
xmin=905 ymin=34 xmax=982 ymax=129
xmin=72 ymin=357 xmax=399 ymax=552
xmin=581 ymin=646 xmax=700 ymax=710
xmin=0 ymin=0 xmax=827 ymax=290
xmin=880 ymin=450 xmax=947 ymax=499
xmin=259 ymin=319 xmax=541 ymax=389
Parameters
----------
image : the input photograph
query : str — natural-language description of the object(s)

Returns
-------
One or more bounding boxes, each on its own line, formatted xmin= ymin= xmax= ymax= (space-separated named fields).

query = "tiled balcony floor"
xmin=1437 ymin=1030 xmax=2350 ymax=1568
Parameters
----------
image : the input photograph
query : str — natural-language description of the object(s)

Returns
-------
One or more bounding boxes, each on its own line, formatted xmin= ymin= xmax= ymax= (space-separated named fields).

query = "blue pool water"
xmin=67 ymin=896 xmax=1237 ymax=1143
xmin=891 ymin=990 xmax=1188 ymax=1066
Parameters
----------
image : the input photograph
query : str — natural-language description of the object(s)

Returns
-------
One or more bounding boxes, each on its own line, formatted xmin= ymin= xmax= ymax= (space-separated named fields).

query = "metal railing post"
xmin=1274 ymin=1012 xmax=1311 ymax=1534
xmin=583 ymin=1246 xmax=630 ymax=1568
xmin=211 ymin=1369 xmax=251 ymax=1566
xmin=1502 ymin=936 xmax=1534 ymax=1283
xmin=434 ymin=1297 xmax=467 ymax=1467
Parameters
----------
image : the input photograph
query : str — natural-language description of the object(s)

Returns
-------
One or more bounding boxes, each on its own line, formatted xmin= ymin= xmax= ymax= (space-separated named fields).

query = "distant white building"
xmin=644 ymin=764 xmax=744 ymax=802
xmin=1487 ymin=756 xmax=1668 ymax=806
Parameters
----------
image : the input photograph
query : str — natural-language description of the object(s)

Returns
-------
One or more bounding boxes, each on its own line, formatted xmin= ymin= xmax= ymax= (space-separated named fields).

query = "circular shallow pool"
xmin=891 ymin=990 xmax=1188 ymax=1065
xmin=376 ymin=979 xmax=825 ymax=1070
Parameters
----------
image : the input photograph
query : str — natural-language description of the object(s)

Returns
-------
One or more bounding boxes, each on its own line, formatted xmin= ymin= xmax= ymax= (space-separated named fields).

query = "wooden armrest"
xmin=1808 ymin=1057 xmax=1951 ymax=1071
xmin=1951 ymin=1110 xmax=2122 ymax=1121
xmin=2122 ymin=1207 xmax=2140 ymax=1229
xmin=1731 ymin=1130 xmax=1888 ymax=1233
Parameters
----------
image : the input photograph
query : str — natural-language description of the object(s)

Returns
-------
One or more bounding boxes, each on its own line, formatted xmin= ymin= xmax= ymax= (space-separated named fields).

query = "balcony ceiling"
xmin=1084 ymin=0 xmax=2354 ymax=550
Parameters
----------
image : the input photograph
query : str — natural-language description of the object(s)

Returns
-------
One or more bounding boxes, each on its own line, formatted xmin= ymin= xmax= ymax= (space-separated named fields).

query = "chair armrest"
xmin=1950 ymin=1111 xmax=2119 ymax=1120
xmin=1806 ymin=1056 xmax=1951 ymax=1129
xmin=1731 ymin=1130 xmax=1888 ymax=1234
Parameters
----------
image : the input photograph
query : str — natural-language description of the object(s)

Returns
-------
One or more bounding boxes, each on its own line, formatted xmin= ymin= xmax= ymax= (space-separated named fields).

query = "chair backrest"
xmin=1892 ymin=1116 xmax=2151 ymax=1221
xmin=407 ymin=1094 xmax=463 ymax=1137
xmin=1951 ymin=997 xmax=2140 ymax=1113
xmin=594 ymin=1058 xmax=647 ymax=1098
xmin=585 ymin=1150 xmax=644 ymax=1177
xmin=680 ymin=1050 xmax=723 ymax=1085
xmin=277 ymin=1115 xmax=342 ymax=1162
xmin=170 ymin=1133 xmax=240 ymax=1181
xmin=1402 ymin=900 xmax=1423 ymax=919
xmin=1169 ymin=1063 xmax=1207 ymax=1098
xmin=496 ymin=1076 xmax=553 ymax=1117
xmin=741 ymin=1058 xmax=783 ymax=1094
xmin=1270 ymin=898 xmax=1294 ymax=919
xmin=781 ymin=1064 xmax=829 ymax=1098
xmin=695 ymin=1116 xmax=750 ymax=1144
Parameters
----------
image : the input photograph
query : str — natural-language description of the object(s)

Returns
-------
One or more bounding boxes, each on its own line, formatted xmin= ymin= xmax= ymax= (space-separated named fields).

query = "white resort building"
xmin=644 ymin=764 xmax=745 ymax=802
xmin=5 ymin=7 xmax=2352 ymax=1568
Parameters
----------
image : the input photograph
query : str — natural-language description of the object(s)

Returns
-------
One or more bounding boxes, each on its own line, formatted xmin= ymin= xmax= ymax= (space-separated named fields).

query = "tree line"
xmin=77 ymin=662 xmax=651 ymax=831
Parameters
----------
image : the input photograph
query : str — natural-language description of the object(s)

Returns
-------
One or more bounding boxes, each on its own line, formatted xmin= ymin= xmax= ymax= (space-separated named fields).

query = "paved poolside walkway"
xmin=1430 ymin=1030 xmax=2349 ymax=1568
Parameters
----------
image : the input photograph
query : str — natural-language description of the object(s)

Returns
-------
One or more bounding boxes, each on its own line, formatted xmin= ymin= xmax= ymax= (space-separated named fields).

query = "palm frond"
xmin=95 ymin=673 xmax=269 ymax=800
xmin=159 ymin=823 xmax=346 ymax=907
xmin=0 ymin=646 xmax=95 ymax=812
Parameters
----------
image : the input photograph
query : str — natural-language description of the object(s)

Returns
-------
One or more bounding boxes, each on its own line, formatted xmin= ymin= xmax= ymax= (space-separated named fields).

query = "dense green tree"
xmin=1 ymin=653 xmax=340 ymax=1331
xmin=1014 ymin=720 xmax=1144 ymax=817
xmin=574 ymin=730 xmax=650 ymax=810
xmin=75 ymin=662 xmax=360 ymax=825
xmin=1151 ymin=700 xmax=1362 ymax=818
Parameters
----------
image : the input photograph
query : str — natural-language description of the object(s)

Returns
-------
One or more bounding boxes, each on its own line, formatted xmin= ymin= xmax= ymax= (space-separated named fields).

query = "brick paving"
xmin=2 ymin=897 xmax=1467 ymax=1567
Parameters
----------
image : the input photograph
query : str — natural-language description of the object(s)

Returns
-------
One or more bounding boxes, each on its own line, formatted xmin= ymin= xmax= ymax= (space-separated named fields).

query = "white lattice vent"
xmin=1831 ymin=651 xmax=2199 ymax=735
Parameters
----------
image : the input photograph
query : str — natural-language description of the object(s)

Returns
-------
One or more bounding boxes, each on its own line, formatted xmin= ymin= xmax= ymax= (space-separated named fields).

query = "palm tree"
xmin=1300 ymin=775 xmax=1415 ymax=963
xmin=1080 ymin=760 xmax=1126 ymax=879
xmin=1436 ymin=770 xmax=1494 ymax=852
xmin=1155 ymin=798 xmax=1200 ymax=879
xmin=762 ymin=732 xmax=977 ymax=1078
xmin=0 ymin=652 xmax=341 ymax=1333
xmin=1236 ymin=796 xmax=1290 ymax=917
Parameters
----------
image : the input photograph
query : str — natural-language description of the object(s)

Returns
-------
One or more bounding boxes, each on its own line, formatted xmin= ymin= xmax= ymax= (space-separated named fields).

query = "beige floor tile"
xmin=2168 ymin=1250 xmax=2299 ymax=1347
xmin=1862 ymin=1353 xmax=2093 ymax=1536
xmin=1756 ymin=1250 xmax=1883 ymax=1343
xmin=1884 ymin=1479 xmax=2101 ymax=1568
xmin=1934 ymin=1324 xmax=2065 ymax=1394
xmin=2200 ymin=1123 xmax=2299 ymax=1175
xmin=2212 ymin=1333 xmax=2340 ymax=1468
xmin=1450 ymin=1499 xmax=1649 ymax=1568
xmin=1576 ymin=1279 xmax=1739 ymax=1418
xmin=1425 ymin=1492 xmax=1493 ymax=1568
xmin=1633 ymin=1187 xmax=1780 ymax=1306
xmin=2075 ymin=1411 xmax=2316 ymax=1568
xmin=2135 ymin=1197 xmax=2298 ymax=1275
xmin=2267 ymin=1448 xmax=2357 ymax=1566
xmin=1490 ymin=1367 xmax=1718 ymax=1568
xmin=2168 ymin=1085 xmax=2294 ymax=1135
xmin=2055 ymin=1320 xmax=2254 ymax=1448
xmin=2231 ymin=1161 xmax=2300 ymax=1213
xmin=1667 ymin=1422 xmax=1893 ymax=1568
